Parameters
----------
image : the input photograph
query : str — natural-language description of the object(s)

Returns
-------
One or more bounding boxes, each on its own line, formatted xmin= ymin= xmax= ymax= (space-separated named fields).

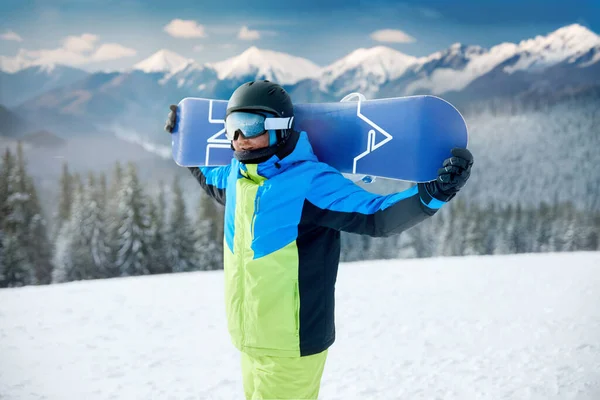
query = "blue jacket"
xmin=189 ymin=130 xmax=444 ymax=357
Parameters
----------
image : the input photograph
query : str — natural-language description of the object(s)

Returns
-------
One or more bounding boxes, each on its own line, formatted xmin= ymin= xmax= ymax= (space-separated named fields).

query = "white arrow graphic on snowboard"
xmin=349 ymin=95 xmax=393 ymax=174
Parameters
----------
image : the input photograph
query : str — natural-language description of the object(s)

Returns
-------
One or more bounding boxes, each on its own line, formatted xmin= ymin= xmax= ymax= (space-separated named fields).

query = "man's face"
xmin=232 ymin=131 xmax=270 ymax=151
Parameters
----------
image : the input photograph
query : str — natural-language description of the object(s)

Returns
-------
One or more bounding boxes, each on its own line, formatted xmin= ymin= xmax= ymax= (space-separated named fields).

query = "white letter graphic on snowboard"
xmin=204 ymin=100 xmax=230 ymax=165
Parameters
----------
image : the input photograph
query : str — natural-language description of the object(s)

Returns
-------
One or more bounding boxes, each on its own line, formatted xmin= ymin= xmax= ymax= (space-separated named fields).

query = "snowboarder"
xmin=164 ymin=80 xmax=474 ymax=399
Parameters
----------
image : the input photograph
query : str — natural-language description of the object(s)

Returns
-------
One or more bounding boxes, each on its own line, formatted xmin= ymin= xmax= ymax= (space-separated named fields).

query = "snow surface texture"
xmin=1 ymin=252 xmax=599 ymax=400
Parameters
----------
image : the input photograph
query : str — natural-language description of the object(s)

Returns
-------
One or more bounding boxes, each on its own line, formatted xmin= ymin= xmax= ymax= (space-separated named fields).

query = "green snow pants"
xmin=241 ymin=349 xmax=328 ymax=399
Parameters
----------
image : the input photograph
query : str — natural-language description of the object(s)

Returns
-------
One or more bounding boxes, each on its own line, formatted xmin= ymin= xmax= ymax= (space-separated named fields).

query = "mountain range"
xmin=0 ymin=23 xmax=598 ymax=138
xmin=0 ymin=23 xmax=598 ymax=221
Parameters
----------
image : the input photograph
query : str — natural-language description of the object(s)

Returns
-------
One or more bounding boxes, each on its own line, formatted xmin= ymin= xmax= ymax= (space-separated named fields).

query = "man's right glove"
xmin=164 ymin=104 xmax=177 ymax=133
xmin=421 ymin=147 xmax=474 ymax=202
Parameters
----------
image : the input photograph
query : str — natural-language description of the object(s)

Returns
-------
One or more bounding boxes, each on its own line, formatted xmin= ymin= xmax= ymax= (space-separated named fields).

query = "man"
xmin=165 ymin=80 xmax=473 ymax=399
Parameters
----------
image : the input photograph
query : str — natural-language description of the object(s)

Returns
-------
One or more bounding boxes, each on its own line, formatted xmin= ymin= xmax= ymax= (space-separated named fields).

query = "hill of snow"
xmin=1 ymin=252 xmax=599 ymax=399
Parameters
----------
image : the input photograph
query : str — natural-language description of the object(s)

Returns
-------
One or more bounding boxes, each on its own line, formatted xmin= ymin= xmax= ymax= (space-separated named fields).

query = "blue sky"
xmin=1 ymin=0 xmax=599 ymax=71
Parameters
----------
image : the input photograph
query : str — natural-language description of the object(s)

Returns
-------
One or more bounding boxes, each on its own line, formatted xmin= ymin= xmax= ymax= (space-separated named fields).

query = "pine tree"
xmin=0 ymin=229 xmax=4 ymax=284
xmin=55 ymin=162 xmax=73 ymax=235
xmin=109 ymin=161 xmax=123 ymax=200
xmin=99 ymin=173 xmax=108 ymax=210
xmin=340 ymin=233 xmax=364 ymax=262
xmin=195 ymin=189 xmax=222 ymax=270
xmin=147 ymin=183 xmax=170 ymax=274
xmin=51 ymin=221 xmax=76 ymax=284
xmin=1 ymin=145 xmax=33 ymax=286
xmin=464 ymin=208 xmax=485 ymax=256
xmin=482 ymin=203 xmax=497 ymax=255
xmin=113 ymin=163 xmax=153 ymax=277
xmin=195 ymin=219 xmax=219 ymax=270
xmin=397 ymin=231 xmax=417 ymax=259
xmin=437 ymin=206 xmax=456 ymax=257
xmin=535 ymin=202 xmax=552 ymax=252
xmin=197 ymin=191 xmax=225 ymax=255
xmin=494 ymin=205 xmax=511 ymax=255
xmin=167 ymin=176 xmax=198 ymax=273
xmin=0 ymin=150 xmax=11 ymax=286
xmin=561 ymin=202 xmax=578 ymax=252
xmin=580 ymin=212 xmax=599 ymax=251
xmin=410 ymin=222 xmax=432 ymax=258
xmin=0 ymin=149 xmax=15 ymax=224
xmin=25 ymin=175 xmax=53 ymax=284
xmin=1 ymin=234 xmax=30 ymax=287
xmin=52 ymin=178 xmax=95 ymax=282
xmin=82 ymin=173 xmax=110 ymax=278
xmin=198 ymin=193 xmax=217 ymax=240
xmin=105 ymin=162 xmax=126 ymax=276
xmin=12 ymin=143 xmax=53 ymax=284
xmin=549 ymin=203 xmax=565 ymax=252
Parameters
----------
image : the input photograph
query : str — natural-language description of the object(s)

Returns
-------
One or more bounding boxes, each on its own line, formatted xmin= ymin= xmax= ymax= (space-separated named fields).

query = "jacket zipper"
xmin=251 ymin=184 xmax=263 ymax=238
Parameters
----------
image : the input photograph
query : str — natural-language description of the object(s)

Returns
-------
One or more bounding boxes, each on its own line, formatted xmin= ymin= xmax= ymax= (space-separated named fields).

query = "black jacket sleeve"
xmin=303 ymin=168 xmax=443 ymax=237
xmin=188 ymin=165 xmax=230 ymax=206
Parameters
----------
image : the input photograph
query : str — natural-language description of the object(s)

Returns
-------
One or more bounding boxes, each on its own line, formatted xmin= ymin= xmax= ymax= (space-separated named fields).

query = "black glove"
xmin=164 ymin=104 xmax=177 ymax=133
xmin=423 ymin=147 xmax=473 ymax=202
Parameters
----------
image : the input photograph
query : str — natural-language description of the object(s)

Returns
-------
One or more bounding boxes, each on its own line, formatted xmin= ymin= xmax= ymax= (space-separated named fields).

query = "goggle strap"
xmin=264 ymin=116 xmax=294 ymax=130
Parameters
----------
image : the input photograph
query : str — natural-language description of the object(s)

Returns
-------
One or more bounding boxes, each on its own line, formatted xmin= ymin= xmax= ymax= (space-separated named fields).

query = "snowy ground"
xmin=1 ymin=252 xmax=599 ymax=400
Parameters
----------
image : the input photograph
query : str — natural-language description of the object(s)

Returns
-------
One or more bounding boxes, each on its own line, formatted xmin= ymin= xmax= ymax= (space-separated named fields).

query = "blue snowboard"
xmin=170 ymin=94 xmax=468 ymax=182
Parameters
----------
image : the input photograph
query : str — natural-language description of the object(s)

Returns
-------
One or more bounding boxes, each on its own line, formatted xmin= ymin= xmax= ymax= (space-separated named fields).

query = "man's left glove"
xmin=164 ymin=104 xmax=177 ymax=133
xmin=423 ymin=147 xmax=474 ymax=202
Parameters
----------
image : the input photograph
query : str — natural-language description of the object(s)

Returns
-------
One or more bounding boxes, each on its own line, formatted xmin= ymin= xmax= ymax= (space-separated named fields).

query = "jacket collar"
xmin=238 ymin=131 xmax=317 ymax=183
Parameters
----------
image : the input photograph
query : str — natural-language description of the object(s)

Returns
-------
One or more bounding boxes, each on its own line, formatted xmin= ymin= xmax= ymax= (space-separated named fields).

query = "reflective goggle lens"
xmin=225 ymin=112 xmax=294 ymax=140
xmin=225 ymin=112 xmax=267 ymax=140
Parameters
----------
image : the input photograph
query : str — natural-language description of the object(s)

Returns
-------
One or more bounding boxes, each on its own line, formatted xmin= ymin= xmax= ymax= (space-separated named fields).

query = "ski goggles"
xmin=225 ymin=112 xmax=294 ymax=140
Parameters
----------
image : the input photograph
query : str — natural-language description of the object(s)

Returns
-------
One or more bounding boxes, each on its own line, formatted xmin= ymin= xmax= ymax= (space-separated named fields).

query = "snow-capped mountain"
xmin=4 ymin=24 xmax=600 ymax=138
xmin=574 ymin=44 xmax=600 ymax=68
xmin=393 ymin=23 xmax=600 ymax=97
xmin=505 ymin=23 xmax=600 ymax=73
xmin=133 ymin=49 xmax=192 ymax=74
xmin=209 ymin=46 xmax=321 ymax=85
xmin=319 ymin=46 xmax=418 ymax=97
xmin=159 ymin=61 xmax=218 ymax=94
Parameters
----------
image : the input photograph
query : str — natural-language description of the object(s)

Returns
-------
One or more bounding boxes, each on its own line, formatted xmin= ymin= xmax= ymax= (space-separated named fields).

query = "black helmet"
xmin=226 ymin=80 xmax=297 ymax=164
xmin=226 ymin=80 xmax=294 ymax=118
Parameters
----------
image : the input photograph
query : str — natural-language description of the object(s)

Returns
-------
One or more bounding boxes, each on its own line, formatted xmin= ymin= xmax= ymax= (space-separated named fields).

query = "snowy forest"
xmin=1 ymin=141 xmax=598 ymax=288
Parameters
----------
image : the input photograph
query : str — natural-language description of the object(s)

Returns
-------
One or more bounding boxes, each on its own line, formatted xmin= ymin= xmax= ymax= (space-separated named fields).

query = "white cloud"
xmin=20 ymin=47 xmax=89 ymax=67
xmin=0 ymin=34 xmax=136 ymax=72
xmin=91 ymin=43 xmax=137 ymax=61
xmin=370 ymin=29 xmax=416 ymax=43
xmin=238 ymin=26 xmax=260 ymax=40
xmin=62 ymin=33 xmax=99 ymax=53
xmin=164 ymin=19 xmax=206 ymax=38
xmin=1 ymin=30 xmax=23 ymax=42
xmin=193 ymin=45 xmax=204 ymax=52
xmin=0 ymin=52 xmax=30 ymax=73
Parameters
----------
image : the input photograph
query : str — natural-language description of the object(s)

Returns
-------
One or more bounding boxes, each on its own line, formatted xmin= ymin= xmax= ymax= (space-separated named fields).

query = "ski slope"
xmin=1 ymin=252 xmax=599 ymax=399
